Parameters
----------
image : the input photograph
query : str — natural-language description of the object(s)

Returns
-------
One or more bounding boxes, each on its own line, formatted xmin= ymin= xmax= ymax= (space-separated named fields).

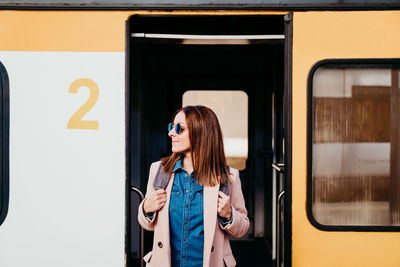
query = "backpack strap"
xmin=153 ymin=163 xmax=231 ymax=195
xmin=153 ymin=164 xmax=170 ymax=190
xmin=219 ymin=166 xmax=231 ymax=196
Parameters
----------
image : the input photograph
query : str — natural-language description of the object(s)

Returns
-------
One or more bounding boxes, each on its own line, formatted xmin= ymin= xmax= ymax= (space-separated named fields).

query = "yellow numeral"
xmin=67 ymin=78 xmax=99 ymax=130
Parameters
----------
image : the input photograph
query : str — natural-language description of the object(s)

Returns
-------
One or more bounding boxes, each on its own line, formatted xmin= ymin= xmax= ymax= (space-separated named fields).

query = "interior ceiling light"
xmin=131 ymin=33 xmax=285 ymax=45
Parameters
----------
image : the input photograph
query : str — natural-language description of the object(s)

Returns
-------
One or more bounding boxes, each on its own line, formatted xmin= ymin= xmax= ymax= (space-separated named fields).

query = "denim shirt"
xmin=169 ymin=159 xmax=204 ymax=267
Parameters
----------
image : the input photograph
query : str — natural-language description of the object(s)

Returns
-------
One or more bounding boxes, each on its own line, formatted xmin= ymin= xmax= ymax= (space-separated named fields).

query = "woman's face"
xmin=169 ymin=111 xmax=191 ymax=154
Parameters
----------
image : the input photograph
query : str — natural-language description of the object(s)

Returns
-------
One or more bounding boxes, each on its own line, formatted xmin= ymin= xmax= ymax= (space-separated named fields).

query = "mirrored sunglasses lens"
xmin=175 ymin=123 xmax=181 ymax=134
xmin=168 ymin=123 xmax=173 ymax=132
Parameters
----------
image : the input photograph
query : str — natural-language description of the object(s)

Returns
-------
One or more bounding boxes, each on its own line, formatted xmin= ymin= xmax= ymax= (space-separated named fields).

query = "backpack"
xmin=153 ymin=163 xmax=231 ymax=195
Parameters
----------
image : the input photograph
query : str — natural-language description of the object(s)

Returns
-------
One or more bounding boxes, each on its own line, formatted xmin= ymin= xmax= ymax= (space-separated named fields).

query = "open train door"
xmin=292 ymin=11 xmax=400 ymax=267
xmin=127 ymin=14 xmax=288 ymax=267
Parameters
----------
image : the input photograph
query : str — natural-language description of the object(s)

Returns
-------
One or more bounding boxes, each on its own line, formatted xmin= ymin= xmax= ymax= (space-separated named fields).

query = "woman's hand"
xmin=143 ymin=189 xmax=167 ymax=214
xmin=217 ymin=191 xmax=232 ymax=220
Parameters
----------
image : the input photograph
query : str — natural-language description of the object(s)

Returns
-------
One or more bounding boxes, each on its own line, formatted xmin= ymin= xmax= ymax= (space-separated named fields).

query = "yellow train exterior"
xmin=0 ymin=3 xmax=399 ymax=267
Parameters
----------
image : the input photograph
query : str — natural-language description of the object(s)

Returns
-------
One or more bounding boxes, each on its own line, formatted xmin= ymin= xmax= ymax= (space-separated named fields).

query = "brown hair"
xmin=161 ymin=105 xmax=230 ymax=186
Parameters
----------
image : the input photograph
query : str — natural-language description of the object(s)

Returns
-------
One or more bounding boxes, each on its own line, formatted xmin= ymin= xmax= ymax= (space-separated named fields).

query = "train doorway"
xmin=127 ymin=15 xmax=288 ymax=267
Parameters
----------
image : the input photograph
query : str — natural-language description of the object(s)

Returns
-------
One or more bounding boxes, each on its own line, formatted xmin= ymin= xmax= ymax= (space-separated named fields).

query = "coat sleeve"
xmin=219 ymin=168 xmax=250 ymax=238
xmin=137 ymin=161 xmax=161 ymax=231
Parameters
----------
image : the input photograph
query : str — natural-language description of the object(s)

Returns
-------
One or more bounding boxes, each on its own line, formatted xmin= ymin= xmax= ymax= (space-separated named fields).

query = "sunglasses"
xmin=168 ymin=123 xmax=184 ymax=135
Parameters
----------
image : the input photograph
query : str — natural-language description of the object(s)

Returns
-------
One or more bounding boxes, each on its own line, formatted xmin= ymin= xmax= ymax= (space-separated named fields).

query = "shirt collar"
xmin=172 ymin=159 xmax=184 ymax=173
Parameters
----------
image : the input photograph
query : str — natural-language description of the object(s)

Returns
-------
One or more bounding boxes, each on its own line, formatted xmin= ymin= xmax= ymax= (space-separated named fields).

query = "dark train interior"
xmin=127 ymin=15 xmax=285 ymax=267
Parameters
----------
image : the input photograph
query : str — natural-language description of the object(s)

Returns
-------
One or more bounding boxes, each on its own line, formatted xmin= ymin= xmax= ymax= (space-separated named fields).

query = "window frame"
xmin=306 ymin=58 xmax=400 ymax=232
xmin=0 ymin=61 xmax=9 ymax=226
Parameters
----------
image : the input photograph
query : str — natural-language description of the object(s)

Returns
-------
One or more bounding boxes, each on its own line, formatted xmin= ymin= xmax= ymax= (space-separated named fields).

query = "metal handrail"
xmin=276 ymin=190 xmax=285 ymax=267
xmin=272 ymin=163 xmax=285 ymax=173
xmin=131 ymin=186 xmax=145 ymax=267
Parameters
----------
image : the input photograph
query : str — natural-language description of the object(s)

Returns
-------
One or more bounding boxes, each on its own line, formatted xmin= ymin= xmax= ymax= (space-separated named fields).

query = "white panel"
xmin=344 ymin=69 xmax=390 ymax=96
xmin=313 ymin=68 xmax=391 ymax=97
xmin=224 ymin=137 xmax=248 ymax=157
xmin=313 ymin=143 xmax=344 ymax=176
xmin=313 ymin=143 xmax=390 ymax=177
xmin=313 ymin=68 xmax=346 ymax=97
xmin=0 ymin=52 xmax=125 ymax=267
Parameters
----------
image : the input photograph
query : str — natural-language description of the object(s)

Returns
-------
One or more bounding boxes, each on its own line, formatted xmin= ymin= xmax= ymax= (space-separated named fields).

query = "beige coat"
xmin=138 ymin=161 xmax=249 ymax=267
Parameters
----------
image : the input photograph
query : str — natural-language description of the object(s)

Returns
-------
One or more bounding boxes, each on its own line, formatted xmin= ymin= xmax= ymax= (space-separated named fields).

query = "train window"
xmin=309 ymin=60 xmax=400 ymax=228
xmin=182 ymin=90 xmax=248 ymax=170
xmin=0 ymin=61 xmax=9 ymax=226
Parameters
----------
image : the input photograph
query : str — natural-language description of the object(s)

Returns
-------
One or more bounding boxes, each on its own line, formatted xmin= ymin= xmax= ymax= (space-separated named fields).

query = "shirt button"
xmin=182 ymin=255 xmax=185 ymax=258
xmin=158 ymin=242 xmax=163 ymax=248
xmin=211 ymin=246 xmax=214 ymax=252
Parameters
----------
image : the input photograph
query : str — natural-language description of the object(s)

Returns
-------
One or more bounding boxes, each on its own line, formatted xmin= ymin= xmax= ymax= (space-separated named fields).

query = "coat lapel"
xmin=157 ymin=173 xmax=175 ymax=266
xmin=203 ymin=183 xmax=220 ymax=267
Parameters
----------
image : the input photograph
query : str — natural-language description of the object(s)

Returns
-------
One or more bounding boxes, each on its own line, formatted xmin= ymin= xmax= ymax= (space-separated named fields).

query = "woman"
xmin=138 ymin=105 xmax=249 ymax=267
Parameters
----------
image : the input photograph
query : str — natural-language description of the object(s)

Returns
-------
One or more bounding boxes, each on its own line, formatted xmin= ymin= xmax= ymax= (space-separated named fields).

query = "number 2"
xmin=67 ymin=78 xmax=99 ymax=130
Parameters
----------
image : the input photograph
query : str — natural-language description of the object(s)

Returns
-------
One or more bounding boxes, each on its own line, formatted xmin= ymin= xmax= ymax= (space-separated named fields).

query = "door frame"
xmin=125 ymin=12 xmax=293 ymax=267
xmin=283 ymin=12 xmax=293 ymax=267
